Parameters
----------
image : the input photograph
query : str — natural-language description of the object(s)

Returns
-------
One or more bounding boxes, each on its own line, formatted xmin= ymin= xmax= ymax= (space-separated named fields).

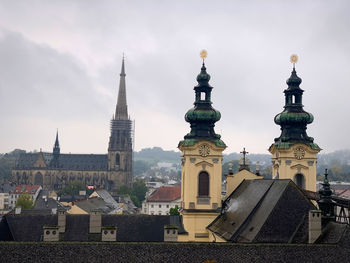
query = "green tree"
xmin=132 ymin=179 xmax=147 ymax=204
xmin=58 ymin=181 xmax=88 ymax=196
xmin=16 ymin=193 xmax=34 ymax=209
xmin=169 ymin=205 xmax=180 ymax=215
xmin=116 ymin=179 xmax=147 ymax=208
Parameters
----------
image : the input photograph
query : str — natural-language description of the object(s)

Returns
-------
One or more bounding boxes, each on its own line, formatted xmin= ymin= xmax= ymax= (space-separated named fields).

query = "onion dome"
xmin=272 ymin=58 xmax=320 ymax=150
xmin=179 ymin=52 xmax=225 ymax=148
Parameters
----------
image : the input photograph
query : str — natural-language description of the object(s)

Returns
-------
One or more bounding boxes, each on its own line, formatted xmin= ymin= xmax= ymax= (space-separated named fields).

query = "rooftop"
xmin=147 ymin=186 xmax=181 ymax=202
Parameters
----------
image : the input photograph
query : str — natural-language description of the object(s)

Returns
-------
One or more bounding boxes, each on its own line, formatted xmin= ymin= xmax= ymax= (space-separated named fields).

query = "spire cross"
xmin=240 ymin=147 xmax=249 ymax=166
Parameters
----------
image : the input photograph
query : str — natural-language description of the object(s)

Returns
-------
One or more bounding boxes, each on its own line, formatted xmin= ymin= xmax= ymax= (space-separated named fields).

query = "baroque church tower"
xmin=178 ymin=52 xmax=226 ymax=242
xmin=108 ymin=57 xmax=133 ymax=188
xmin=269 ymin=56 xmax=321 ymax=192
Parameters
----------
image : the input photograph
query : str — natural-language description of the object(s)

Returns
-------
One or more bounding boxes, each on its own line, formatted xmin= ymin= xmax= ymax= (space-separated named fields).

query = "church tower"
xmin=51 ymin=131 xmax=60 ymax=168
xmin=269 ymin=55 xmax=321 ymax=192
xmin=108 ymin=57 xmax=133 ymax=189
xmin=178 ymin=51 xmax=226 ymax=242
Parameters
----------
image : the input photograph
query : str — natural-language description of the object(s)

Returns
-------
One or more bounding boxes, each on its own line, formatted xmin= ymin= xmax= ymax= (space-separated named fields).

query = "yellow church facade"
xmin=178 ymin=54 xmax=321 ymax=242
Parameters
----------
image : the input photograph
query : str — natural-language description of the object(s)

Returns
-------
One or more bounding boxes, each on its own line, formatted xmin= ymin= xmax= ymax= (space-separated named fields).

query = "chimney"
xmin=43 ymin=226 xmax=59 ymax=242
xmin=101 ymin=226 xmax=117 ymax=242
xmin=164 ymin=225 xmax=178 ymax=242
xmin=15 ymin=207 xmax=21 ymax=214
xmin=89 ymin=209 xmax=102 ymax=233
xmin=309 ymin=210 xmax=322 ymax=243
xmin=58 ymin=209 xmax=66 ymax=233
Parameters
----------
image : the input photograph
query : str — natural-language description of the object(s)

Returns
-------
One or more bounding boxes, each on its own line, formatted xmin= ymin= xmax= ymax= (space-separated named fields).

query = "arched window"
xmin=198 ymin=171 xmax=209 ymax=196
xmin=115 ymin=153 xmax=120 ymax=166
xmin=294 ymin=173 xmax=305 ymax=189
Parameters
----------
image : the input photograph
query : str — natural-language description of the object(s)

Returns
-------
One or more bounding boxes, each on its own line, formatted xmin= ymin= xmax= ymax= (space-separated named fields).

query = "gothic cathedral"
xmin=12 ymin=58 xmax=133 ymax=191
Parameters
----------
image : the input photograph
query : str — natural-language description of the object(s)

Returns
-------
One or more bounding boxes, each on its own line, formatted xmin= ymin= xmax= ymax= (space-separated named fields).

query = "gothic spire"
xmin=53 ymin=130 xmax=60 ymax=156
xmin=115 ymin=56 xmax=129 ymax=120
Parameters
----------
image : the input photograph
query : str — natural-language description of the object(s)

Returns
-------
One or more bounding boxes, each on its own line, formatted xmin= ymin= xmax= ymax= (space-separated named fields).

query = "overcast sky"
xmin=0 ymin=0 xmax=349 ymax=155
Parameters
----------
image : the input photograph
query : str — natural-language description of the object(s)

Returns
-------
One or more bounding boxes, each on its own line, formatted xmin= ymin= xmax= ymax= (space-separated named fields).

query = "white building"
xmin=9 ymin=185 xmax=42 ymax=209
xmin=142 ymin=185 xmax=180 ymax=215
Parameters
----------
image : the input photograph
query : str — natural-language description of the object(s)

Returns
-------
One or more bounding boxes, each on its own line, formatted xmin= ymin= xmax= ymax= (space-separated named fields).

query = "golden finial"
xmin=290 ymin=54 xmax=298 ymax=68
xmin=200 ymin=49 xmax=208 ymax=62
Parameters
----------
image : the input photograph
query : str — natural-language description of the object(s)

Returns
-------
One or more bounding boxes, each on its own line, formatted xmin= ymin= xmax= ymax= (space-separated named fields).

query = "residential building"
xmin=142 ymin=186 xmax=180 ymax=215
xmin=9 ymin=185 xmax=42 ymax=209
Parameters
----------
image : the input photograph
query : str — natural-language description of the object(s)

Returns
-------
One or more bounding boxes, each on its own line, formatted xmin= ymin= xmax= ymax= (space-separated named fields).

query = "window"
xmin=198 ymin=171 xmax=209 ymax=196
xmin=115 ymin=153 xmax=120 ymax=166
xmin=166 ymin=205 xmax=169 ymax=208
xmin=294 ymin=173 xmax=305 ymax=189
xmin=151 ymin=204 xmax=154 ymax=208
xmin=159 ymin=212 xmax=162 ymax=215
xmin=159 ymin=204 xmax=161 ymax=208
xmin=200 ymin=92 xmax=205 ymax=101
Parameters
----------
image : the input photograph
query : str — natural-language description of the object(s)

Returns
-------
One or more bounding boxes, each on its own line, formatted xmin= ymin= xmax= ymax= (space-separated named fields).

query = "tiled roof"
xmin=11 ymin=185 xmax=41 ymax=195
xmin=147 ymin=186 xmax=181 ymax=202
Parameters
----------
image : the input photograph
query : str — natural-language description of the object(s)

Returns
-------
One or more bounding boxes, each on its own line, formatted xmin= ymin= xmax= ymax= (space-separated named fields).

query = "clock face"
xmin=294 ymin=146 xmax=305 ymax=160
xmin=199 ymin=144 xmax=210 ymax=157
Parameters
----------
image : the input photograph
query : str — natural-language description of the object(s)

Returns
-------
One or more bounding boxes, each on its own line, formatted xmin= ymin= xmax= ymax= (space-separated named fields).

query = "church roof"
xmin=208 ymin=179 xmax=316 ymax=243
xmin=15 ymin=152 xmax=108 ymax=171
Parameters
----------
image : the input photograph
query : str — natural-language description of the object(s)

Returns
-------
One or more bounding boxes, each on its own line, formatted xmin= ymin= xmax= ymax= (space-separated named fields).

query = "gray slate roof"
xmin=15 ymin=152 xmax=108 ymax=171
xmin=73 ymin=197 xmax=121 ymax=214
xmin=2 ymin=213 xmax=173 ymax=242
xmin=208 ymin=179 xmax=316 ymax=243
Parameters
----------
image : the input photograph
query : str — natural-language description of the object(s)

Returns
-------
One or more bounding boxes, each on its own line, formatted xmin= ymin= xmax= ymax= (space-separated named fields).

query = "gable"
xmin=254 ymin=182 xmax=315 ymax=243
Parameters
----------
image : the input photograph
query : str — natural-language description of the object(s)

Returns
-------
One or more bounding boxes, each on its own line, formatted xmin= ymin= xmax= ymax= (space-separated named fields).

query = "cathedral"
xmin=12 ymin=58 xmax=133 ymax=191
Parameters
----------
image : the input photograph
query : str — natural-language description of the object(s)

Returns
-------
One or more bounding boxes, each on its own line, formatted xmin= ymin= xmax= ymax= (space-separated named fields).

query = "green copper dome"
xmin=274 ymin=111 xmax=314 ymax=126
xmin=185 ymin=108 xmax=221 ymax=123
xmin=272 ymin=67 xmax=320 ymax=150
xmin=178 ymin=61 xmax=225 ymax=148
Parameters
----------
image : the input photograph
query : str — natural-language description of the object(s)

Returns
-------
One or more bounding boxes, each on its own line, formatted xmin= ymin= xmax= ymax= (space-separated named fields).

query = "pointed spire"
xmin=115 ymin=56 xmax=129 ymax=120
xmin=54 ymin=130 xmax=59 ymax=148
xmin=52 ymin=130 xmax=60 ymax=165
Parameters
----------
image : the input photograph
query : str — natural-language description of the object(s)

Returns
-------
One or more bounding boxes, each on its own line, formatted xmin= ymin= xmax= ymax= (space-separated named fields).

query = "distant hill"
xmin=134 ymin=147 xmax=181 ymax=164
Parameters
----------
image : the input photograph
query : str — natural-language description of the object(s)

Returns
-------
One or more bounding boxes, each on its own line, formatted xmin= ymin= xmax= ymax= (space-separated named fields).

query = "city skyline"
xmin=1 ymin=1 xmax=349 ymax=154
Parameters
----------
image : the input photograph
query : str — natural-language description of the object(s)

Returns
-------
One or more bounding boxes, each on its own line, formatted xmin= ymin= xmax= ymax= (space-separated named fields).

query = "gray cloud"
xmin=0 ymin=0 xmax=349 ymax=154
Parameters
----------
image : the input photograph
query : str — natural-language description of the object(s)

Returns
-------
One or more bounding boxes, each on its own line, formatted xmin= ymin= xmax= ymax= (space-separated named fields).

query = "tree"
xmin=16 ymin=193 xmax=34 ymax=209
xmin=132 ymin=179 xmax=147 ymax=204
xmin=58 ymin=181 xmax=87 ymax=196
xmin=116 ymin=179 xmax=147 ymax=208
xmin=169 ymin=205 xmax=180 ymax=215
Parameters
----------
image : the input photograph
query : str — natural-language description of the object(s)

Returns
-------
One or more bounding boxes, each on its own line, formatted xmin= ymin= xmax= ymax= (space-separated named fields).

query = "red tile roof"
xmin=147 ymin=186 xmax=181 ymax=202
xmin=12 ymin=185 xmax=41 ymax=195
